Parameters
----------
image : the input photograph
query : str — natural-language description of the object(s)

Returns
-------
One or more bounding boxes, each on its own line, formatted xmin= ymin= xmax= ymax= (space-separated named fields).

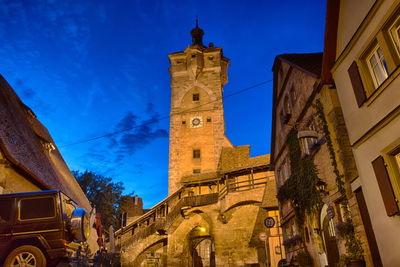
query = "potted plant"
xmin=337 ymin=219 xmax=365 ymax=267
xmin=297 ymin=249 xmax=313 ymax=267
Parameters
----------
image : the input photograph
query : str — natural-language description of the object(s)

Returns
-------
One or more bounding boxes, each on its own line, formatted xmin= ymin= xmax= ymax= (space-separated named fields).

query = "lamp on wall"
xmin=316 ymin=179 xmax=328 ymax=195
xmin=297 ymin=130 xmax=318 ymax=140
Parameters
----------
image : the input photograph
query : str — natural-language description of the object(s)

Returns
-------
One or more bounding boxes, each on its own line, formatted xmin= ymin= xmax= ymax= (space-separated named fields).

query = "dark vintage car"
xmin=0 ymin=190 xmax=91 ymax=267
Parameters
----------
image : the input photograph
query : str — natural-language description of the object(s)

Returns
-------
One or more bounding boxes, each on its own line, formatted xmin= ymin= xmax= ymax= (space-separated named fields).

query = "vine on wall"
xmin=315 ymin=99 xmax=363 ymax=262
xmin=277 ymin=128 xmax=322 ymax=227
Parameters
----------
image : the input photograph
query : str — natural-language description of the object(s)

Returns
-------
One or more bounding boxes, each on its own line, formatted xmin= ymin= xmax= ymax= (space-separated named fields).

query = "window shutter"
xmin=355 ymin=188 xmax=383 ymax=267
xmin=372 ymin=156 xmax=399 ymax=216
xmin=348 ymin=61 xmax=367 ymax=107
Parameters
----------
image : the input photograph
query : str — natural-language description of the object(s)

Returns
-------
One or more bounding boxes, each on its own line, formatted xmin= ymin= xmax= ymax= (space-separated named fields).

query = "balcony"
xmin=219 ymin=175 xmax=268 ymax=199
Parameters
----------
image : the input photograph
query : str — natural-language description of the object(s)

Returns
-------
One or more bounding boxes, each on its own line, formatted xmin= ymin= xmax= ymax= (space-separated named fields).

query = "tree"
xmin=73 ymin=170 xmax=127 ymax=229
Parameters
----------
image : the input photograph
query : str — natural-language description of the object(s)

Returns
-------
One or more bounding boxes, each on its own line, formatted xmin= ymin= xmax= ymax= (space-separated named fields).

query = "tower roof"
xmin=190 ymin=19 xmax=204 ymax=46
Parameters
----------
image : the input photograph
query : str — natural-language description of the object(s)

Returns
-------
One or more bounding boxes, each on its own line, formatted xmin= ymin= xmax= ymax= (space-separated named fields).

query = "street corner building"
xmin=330 ymin=0 xmax=400 ymax=266
xmin=270 ymin=0 xmax=400 ymax=266
xmin=0 ymin=74 xmax=99 ymax=252
xmin=115 ymin=22 xmax=284 ymax=267
xmin=270 ymin=50 xmax=368 ymax=266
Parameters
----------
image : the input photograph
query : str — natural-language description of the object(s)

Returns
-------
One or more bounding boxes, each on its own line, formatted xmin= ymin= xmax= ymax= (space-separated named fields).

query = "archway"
xmin=132 ymin=238 xmax=167 ymax=267
xmin=189 ymin=226 xmax=215 ymax=267
xmin=320 ymin=204 xmax=339 ymax=267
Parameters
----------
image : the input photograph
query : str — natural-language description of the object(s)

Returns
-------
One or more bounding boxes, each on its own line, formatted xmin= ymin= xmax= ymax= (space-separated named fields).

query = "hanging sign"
xmin=327 ymin=205 xmax=335 ymax=219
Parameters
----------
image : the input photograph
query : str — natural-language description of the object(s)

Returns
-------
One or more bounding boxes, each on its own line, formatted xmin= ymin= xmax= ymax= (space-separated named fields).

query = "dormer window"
xmin=193 ymin=94 xmax=200 ymax=101
xmin=42 ymin=141 xmax=56 ymax=152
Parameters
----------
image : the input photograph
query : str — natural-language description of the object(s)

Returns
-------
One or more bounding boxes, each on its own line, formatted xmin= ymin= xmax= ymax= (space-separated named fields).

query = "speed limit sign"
xmin=264 ymin=217 xmax=275 ymax=228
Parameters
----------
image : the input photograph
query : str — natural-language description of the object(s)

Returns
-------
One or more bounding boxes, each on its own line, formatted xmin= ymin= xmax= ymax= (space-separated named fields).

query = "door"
xmin=0 ymin=198 xmax=15 ymax=255
xmin=193 ymin=238 xmax=215 ymax=267
xmin=322 ymin=216 xmax=339 ymax=267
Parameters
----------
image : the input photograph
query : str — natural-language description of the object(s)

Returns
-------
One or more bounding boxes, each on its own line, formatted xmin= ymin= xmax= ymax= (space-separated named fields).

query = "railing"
xmin=118 ymin=193 xmax=219 ymax=247
xmin=118 ymin=175 xmax=270 ymax=247
xmin=181 ymin=193 xmax=218 ymax=207
xmin=219 ymin=176 xmax=268 ymax=199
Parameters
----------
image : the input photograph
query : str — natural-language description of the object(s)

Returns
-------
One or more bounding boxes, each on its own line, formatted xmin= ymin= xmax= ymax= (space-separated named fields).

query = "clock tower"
xmin=168 ymin=21 xmax=233 ymax=195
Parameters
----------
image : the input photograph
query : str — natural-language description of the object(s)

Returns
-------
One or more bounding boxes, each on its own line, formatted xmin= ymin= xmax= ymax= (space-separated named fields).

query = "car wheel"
xmin=4 ymin=245 xmax=47 ymax=267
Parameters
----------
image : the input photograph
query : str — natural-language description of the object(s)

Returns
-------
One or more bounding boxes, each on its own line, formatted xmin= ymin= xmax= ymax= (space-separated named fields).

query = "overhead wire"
xmin=58 ymin=79 xmax=272 ymax=148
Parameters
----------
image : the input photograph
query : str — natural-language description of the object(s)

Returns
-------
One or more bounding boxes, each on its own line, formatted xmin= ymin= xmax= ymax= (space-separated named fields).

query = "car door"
xmin=0 ymin=198 xmax=15 ymax=258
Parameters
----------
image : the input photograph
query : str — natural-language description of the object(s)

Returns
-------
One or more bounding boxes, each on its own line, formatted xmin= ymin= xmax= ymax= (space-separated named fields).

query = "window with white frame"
xmin=283 ymin=160 xmax=289 ymax=181
xmin=290 ymin=86 xmax=297 ymax=106
xmin=283 ymin=95 xmax=291 ymax=115
xmin=276 ymin=167 xmax=281 ymax=187
xmin=394 ymin=150 xmax=400 ymax=170
xmin=389 ymin=15 xmax=400 ymax=55
xmin=367 ymin=46 xmax=390 ymax=87
xmin=349 ymin=8 xmax=400 ymax=104
xmin=390 ymin=146 xmax=400 ymax=180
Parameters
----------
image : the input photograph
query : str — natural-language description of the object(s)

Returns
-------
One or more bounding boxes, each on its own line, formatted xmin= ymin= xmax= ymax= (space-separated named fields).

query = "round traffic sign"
xmin=264 ymin=217 xmax=275 ymax=228
xmin=259 ymin=232 xmax=267 ymax=241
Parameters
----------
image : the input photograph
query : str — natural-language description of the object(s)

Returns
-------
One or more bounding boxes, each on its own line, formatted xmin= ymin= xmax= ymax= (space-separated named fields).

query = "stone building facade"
xmin=116 ymin=23 xmax=283 ymax=267
xmin=168 ymin=21 xmax=232 ymax=195
xmin=271 ymin=0 xmax=384 ymax=266
xmin=270 ymin=48 xmax=372 ymax=265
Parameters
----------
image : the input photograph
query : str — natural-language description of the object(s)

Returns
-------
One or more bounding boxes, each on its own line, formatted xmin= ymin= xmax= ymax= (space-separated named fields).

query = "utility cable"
xmin=59 ymin=79 xmax=272 ymax=148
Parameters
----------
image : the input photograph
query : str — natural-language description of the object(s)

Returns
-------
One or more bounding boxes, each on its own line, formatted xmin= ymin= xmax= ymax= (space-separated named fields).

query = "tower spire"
xmin=190 ymin=19 xmax=204 ymax=46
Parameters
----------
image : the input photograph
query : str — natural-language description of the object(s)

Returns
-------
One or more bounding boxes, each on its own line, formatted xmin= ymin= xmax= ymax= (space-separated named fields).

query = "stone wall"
xmin=0 ymin=149 xmax=41 ymax=194
xmin=118 ymin=166 xmax=278 ymax=267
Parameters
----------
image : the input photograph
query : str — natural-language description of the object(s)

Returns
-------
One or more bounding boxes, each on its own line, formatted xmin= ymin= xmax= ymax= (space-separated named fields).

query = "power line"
xmin=59 ymin=80 xmax=272 ymax=148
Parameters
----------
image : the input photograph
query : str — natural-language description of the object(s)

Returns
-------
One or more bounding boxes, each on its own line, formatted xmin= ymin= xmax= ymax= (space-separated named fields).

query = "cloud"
xmin=84 ymin=103 xmax=167 ymax=172
xmin=115 ymin=111 xmax=138 ymax=131
xmin=109 ymin=105 xmax=168 ymax=162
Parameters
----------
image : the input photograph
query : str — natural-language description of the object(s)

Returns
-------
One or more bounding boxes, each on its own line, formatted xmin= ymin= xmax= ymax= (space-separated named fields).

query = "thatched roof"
xmin=0 ymin=74 xmax=91 ymax=210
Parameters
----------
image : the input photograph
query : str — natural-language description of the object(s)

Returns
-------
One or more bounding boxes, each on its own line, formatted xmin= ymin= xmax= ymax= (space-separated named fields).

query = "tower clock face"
xmin=190 ymin=116 xmax=203 ymax=128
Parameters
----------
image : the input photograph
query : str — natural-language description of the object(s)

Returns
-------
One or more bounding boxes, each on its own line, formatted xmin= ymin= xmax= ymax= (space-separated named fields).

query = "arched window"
xmin=290 ymin=86 xmax=297 ymax=106
xmin=284 ymin=95 xmax=291 ymax=115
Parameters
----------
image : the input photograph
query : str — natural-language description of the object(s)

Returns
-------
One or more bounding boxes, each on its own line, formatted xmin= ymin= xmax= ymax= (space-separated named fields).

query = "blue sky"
xmin=0 ymin=0 xmax=327 ymax=208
